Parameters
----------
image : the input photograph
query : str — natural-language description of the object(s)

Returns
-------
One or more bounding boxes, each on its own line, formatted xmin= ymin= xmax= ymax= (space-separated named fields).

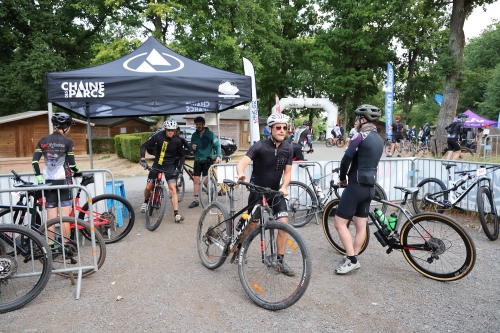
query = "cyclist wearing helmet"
xmin=236 ymin=113 xmax=295 ymax=276
xmin=420 ymin=123 xmax=431 ymax=148
xmin=445 ymin=113 xmax=467 ymax=160
xmin=334 ymin=105 xmax=384 ymax=275
xmin=294 ymin=120 xmax=313 ymax=153
xmin=32 ymin=112 xmax=82 ymax=223
xmin=140 ymin=119 xmax=185 ymax=222
xmin=188 ymin=116 xmax=221 ymax=208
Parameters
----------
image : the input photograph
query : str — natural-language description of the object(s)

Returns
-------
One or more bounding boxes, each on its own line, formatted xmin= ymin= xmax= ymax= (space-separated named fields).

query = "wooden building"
xmin=0 ymin=111 xmax=91 ymax=158
xmin=90 ymin=117 xmax=155 ymax=138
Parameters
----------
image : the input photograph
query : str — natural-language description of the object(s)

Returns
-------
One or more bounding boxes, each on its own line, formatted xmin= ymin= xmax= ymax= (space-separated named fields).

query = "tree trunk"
xmin=341 ymin=92 xmax=350 ymax=127
xmin=437 ymin=0 xmax=472 ymax=149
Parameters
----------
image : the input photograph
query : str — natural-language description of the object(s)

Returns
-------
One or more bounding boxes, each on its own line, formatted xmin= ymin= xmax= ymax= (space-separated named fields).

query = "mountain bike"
xmin=0 ymin=224 xmax=52 ymax=313
xmin=3 ymin=171 xmax=134 ymax=244
xmin=412 ymin=163 xmax=499 ymax=240
xmin=196 ymin=180 xmax=311 ymax=310
xmin=143 ymin=165 xmax=177 ymax=231
xmin=285 ymin=164 xmax=387 ymax=227
xmin=322 ymin=186 xmax=476 ymax=281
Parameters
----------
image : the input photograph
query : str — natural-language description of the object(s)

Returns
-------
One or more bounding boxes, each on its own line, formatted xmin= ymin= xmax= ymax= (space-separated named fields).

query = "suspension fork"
xmin=260 ymin=197 xmax=268 ymax=264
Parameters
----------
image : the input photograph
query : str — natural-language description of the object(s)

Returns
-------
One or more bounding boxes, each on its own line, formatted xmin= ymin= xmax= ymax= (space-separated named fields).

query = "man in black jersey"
xmin=236 ymin=113 xmax=295 ymax=276
xmin=387 ymin=115 xmax=404 ymax=157
xmin=140 ymin=120 xmax=185 ymax=222
xmin=334 ymin=105 xmax=384 ymax=274
xmin=445 ymin=113 xmax=467 ymax=160
xmin=32 ymin=112 xmax=82 ymax=222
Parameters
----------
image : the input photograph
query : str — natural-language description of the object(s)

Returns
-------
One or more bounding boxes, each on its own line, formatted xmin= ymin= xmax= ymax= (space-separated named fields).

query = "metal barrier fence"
xmin=0 ymin=184 xmax=98 ymax=299
xmin=207 ymin=158 xmax=500 ymax=214
xmin=480 ymin=134 xmax=500 ymax=159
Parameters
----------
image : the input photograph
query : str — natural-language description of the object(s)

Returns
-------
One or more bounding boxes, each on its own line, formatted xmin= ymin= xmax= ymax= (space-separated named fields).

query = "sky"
xmin=463 ymin=2 xmax=500 ymax=41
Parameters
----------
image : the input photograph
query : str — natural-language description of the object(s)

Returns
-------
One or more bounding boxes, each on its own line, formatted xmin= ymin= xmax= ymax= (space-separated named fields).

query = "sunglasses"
xmin=273 ymin=125 xmax=287 ymax=131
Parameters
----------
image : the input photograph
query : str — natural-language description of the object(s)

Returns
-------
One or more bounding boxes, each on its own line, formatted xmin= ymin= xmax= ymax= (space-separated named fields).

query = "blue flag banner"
xmin=385 ymin=63 xmax=394 ymax=135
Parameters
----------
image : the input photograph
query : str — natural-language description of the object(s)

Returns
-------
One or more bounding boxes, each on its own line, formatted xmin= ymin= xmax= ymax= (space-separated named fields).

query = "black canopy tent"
xmin=46 ymin=36 xmax=252 ymax=166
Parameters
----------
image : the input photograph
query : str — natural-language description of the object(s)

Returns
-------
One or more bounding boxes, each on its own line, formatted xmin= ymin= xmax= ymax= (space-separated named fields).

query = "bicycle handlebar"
xmin=224 ymin=179 xmax=283 ymax=196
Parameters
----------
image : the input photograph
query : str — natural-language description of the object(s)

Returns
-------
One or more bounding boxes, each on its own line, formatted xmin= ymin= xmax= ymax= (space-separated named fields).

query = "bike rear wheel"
xmin=238 ymin=220 xmax=311 ymax=310
xmin=200 ymin=175 xmax=218 ymax=208
xmin=476 ymin=187 xmax=499 ymax=240
xmin=196 ymin=202 xmax=230 ymax=270
xmin=177 ymin=175 xmax=185 ymax=202
xmin=400 ymin=213 xmax=476 ymax=281
xmin=412 ymin=178 xmax=447 ymax=214
xmin=0 ymin=224 xmax=52 ymax=314
xmin=335 ymin=138 xmax=346 ymax=148
xmin=384 ymin=141 xmax=392 ymax=155
xmin=322 ymin=199 xmax=370 ymax=255
xmin=78 ymin=194 xmax=135 ymax=244
xmin=40 ymin=217 xmax=106 ymax=278
xmin=325 ymin=138 xmax=333 ymax=147
xmin=284 ymin=181 xmax=317 ymax=228
xmin=146 ymin=184 xmax=167 ymax=231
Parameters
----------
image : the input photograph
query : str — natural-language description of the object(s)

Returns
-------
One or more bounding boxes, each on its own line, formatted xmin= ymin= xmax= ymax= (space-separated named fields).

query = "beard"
xmin=271 ymin=133 xmax=284 ymax=142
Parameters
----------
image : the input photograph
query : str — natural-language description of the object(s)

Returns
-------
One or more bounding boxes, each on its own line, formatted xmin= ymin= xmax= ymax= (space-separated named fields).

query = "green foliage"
xmin=479 ymin=64 xmax=500 ymax=120
xmin=114 ymin=135 xmax=126 ymax=158
xmin=121 ymin=136 xmax=142 ymax=163
xmin=87 ymin=138 xmax=116 ymax=154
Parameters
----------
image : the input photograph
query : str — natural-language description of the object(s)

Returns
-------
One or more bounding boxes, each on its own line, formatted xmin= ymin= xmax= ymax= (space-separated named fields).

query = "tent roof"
xmin=46 ymin=37 xmax=252 ymax=119
xmin=463 ymin=110 xmax=498 ymax=128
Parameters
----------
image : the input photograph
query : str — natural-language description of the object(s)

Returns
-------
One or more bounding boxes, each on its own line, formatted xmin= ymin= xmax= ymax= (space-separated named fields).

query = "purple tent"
xmin=463 ymin=110 xmax=498 ymax=128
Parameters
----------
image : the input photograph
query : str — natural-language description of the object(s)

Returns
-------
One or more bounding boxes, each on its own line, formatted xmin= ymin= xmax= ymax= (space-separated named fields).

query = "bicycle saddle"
xmin=441 ymin=163 xmax=457 ymax=169
xmin=394 ymin=186 xmax=420 ymax=194
xmin=223 ymin=179 xmax=238 ymax=186
xmin=298 ymin=164 xmax=316 ymax=168
xmin=81 ymin=174 xmax=95 ymax=187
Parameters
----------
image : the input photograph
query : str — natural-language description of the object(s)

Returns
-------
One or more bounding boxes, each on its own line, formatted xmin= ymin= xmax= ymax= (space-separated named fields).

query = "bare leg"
xmin=193 ymin=176 xmax=200 ymax=197
xmin=168 ymin=182 xmax=178 ymax=210
xmin=144 ymin=182 xmax=153 ymax=201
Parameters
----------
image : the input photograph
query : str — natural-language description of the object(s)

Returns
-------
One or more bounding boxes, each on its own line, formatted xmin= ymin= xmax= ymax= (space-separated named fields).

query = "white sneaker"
xmin=175 ymin=214 xmax=184 ymax=223
xmin=140 ymin=203 xmax=148 ymax=213
xmin=335 ymin=258 xmax=360 ymax=274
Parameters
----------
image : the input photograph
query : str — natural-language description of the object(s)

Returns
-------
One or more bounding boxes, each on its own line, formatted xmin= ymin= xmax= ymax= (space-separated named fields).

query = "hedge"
xmin=113 ymin=132 xmax=152 ymax=162
xmin=86 ymin=138 xmax=115 ymax=154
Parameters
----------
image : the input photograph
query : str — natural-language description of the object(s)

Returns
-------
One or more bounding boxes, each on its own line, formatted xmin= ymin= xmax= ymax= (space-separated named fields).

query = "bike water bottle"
xmin=387 ymin=213 xmax=398 ymax=231
xmin=374 ymin=208 xmax=386 ymax=224
xmin=314 ymin=174 xmax=325 ymax=199
xmin=235 ymin=213 xmax=249 ymax=232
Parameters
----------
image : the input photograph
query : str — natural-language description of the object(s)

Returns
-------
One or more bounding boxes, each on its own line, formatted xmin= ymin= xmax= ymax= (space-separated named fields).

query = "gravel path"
xmin=1 ymin=184 xmax=500 ymax=332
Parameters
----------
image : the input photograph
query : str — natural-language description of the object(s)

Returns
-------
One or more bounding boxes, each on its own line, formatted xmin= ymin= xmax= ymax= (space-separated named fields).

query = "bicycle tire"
xmin=200 ymin=175 xmax=217 ymax=208
xmin=40 ymin=217 xmax=106 ymax=278
xmin=322 ymin=199 xmax=370 ymax=255
xmin=78 ymin=194 xmax=135 ymax=244
xmin=0 ymin=224 xmax=52 ymax=314
xmin=476 ymin=186 xmax=499 ymax=240
xmin=336 ymin=138 xmax=346 ymax=148
xmin=384 ymin=141 xmax=392 ymax=155
xmin=460 ymin=147 xmax=475 ymax=157
xmin=177 ymin=175 xmax=185 ymax=202
xmin=325 ymin=138 xmax=333 ymax=147
xmin=238 ymin=220 xmax=311 ymax=310
xmin=285 ymin=181 xmax=318 ymax=228
xmin=196 ymin=201 xmax=230 ymax=270
xmin=146 ymin=184 xmax=168 ymax=231
xmin=399 ymin=213 xmax=476 ymax=281
xmin=0 ymin=207 xmax=42 ymax=228
xmin=412 ymin=178 xmax=447 ymax=214
xmin=373 ymin=183 xmax=388 ymax=214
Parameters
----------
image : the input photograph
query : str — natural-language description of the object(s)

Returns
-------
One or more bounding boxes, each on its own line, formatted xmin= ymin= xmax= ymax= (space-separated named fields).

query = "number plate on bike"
xmin=477 ymin=168 xmax=486 ymax=176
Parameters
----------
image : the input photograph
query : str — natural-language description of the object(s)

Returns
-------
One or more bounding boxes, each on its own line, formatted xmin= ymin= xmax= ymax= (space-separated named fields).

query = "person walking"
xmin=387 ymin=115 xmax=404 ymax=157
xmin=445 ymin=113 xmax=467 ymax=160
xmin=264 ymin=125 xmax=270 ymax=139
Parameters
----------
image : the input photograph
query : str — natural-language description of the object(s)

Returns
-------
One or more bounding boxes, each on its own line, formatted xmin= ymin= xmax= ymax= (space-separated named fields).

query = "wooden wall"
xmin=109 ymin=120 xmax=151 ymax=137
xmin=0 ymin=115 xmax=87 ymax=158
xmin=91 ymin=126 xmax=110 ymax=138
xmin=184 ymin=117 xmax=249 ymax=150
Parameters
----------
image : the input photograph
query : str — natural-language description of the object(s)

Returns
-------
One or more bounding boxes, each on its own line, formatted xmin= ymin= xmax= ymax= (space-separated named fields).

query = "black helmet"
xmin=194 ymin=116 xmax=205 ymax=124
xmin=303 ymin=120 xmax=311 ymax=126
xmin=457 ymin=113 xmax=468 ymax=119
xmin=354 ymin=104 xmax=381 ymax=122
xmin=51 ymin=112 xmax=75 ymax=129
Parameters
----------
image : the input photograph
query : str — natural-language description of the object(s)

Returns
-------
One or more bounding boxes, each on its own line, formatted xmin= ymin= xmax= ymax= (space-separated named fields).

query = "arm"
xmin=339 ymin=133 xmax=362 ymax=184
xmin=178 ymin=139 xmax=185 ymax=167
xmin=279 ymin=165 xmax=292 ymax=196
xmin=212 ymin=132 xmax=221 ymax=161
xmin=140 ymin=135 xmax=156 ymax=159
xmin=236 ymin=156 xmax=252 ymax=180
xmin=32 ymin=142 xmax=43 ymax=184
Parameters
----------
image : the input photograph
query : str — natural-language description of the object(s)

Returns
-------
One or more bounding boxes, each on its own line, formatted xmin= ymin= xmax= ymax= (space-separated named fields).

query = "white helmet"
xmin=267 ymin=113 xmax=290 ymax=126
xmin=163 ymin=119 xmax=177 ymax=129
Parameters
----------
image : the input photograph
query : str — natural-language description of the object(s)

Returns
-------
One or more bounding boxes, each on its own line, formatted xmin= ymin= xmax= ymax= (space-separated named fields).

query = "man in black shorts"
xmin=334 ymin=105 xmax=384 ymax=274
xmin=236 ymin=113 xmax=294 ymax=276
xmin=387 ymin=115 xmax=404 ymax=157
xmin=445 ymin=113 xmax=466 ymax=160
xmin=140 ymin=120 xmax=185 ymax=222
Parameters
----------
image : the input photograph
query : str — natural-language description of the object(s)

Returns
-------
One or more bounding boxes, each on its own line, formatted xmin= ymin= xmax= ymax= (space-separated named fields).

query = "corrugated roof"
xmin=0 ymin=111 xmax=93 ymax=126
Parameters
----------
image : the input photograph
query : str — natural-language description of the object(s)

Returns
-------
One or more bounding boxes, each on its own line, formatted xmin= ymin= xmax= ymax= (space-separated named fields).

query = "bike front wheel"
xmin=238 ymin=220 xmax=311 ymax=310
xmin=78 ymin=194 xmax=135 ymax=244
xmin=322 ymin=199 xmax=370 ymax=255
xmin=284 ymin=181 xmax=318 ymax=228
xmin=0 ymin=224 xmax=52 ymax=314
xmin=336 ymin=138 xmax=346 ymax=148
xmin=325 ymin=138 xmax=333 ymax=147
xmin=477 ymin=186 xmax=499 ymax=240
xmin=412 ymin=178 xmax=447 ymax=214
xmin=146 ymin=184 xmax=167 ymax=231
xmin=196 ymin=202 xmax=230 ymax=270
xmin=40 ymin=217 xmax=107 ymax=278
xmin=400 ymin=213 xmax=476 ymax=281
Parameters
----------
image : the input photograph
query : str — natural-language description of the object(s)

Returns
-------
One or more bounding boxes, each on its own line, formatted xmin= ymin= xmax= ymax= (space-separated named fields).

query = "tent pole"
xmin=217 ymin=112 xmax=221 ymax=141
xmin=48 ymin=103 xmax=54 ymax=134
xmin=86 ymin=104 xmax=94 ymax=169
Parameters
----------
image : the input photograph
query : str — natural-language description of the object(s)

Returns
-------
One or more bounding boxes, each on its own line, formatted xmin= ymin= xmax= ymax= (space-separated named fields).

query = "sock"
xmin=348 ymin=255 xmax=357 ymax=264
xmin=174 ymin=210 xmax=178 ymax=217
xmin=277 ymin=254 xmax=284 ymax=263
xmin=144 ymin=199 xmax=148 ymax=204
xmin=194 ymin=195 xmax=199 ymax=201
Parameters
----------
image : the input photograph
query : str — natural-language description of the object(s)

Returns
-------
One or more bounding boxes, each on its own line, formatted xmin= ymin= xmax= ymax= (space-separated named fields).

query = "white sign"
xmin=477 ymin=168 xmax=486 ymax=176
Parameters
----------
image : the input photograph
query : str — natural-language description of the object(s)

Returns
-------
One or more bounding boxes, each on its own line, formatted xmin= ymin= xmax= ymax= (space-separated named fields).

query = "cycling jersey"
xmin=246 ymin=138 xmax=293 ymax=190
xmin=32 ymin=132 xmax=80 ymax=181
xmin=140 ymin=131 xmax=185 ymax=168
xmin=393 ymin=121 xmax=404 ymax=138
xmin=340 ymin=123 xmax=384 ymax=186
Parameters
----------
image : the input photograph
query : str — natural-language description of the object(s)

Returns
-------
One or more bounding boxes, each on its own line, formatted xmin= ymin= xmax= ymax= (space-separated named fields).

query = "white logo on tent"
xmin=123 ymin=49 xmax=184 ymax=73
xmin=218 ymin=80 xmax=240 ymax=98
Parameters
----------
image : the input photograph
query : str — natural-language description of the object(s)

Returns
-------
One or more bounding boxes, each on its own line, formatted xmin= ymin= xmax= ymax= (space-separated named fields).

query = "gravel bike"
xmin=325 ymin=136 xmax=346 ymax=148
xmin=322 ymin=186 xmax=476 ymax=281
xmin=412 ymin=163 xmax=499 ymax=240
xmin=0 ymin=224 xmax=52 ymax=313
xmin=196 ymin=180 xmax=311 ymax=310
xmin=285 ymin=164 xmax=387 ymax=227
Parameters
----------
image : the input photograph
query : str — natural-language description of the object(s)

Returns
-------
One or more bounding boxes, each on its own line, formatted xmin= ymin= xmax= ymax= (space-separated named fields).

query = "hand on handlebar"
xmin=235 ymin=174 xmax=246 ymax=181
xmin=140 ymin=160 xmax=148 ymax=169
xmin=339 ymin=179 xmax=347 ymax=188
xmin=279 ymin=186 xmax=288 ymax=197
xmin=215 ymin=157 xmax=221 ymax=164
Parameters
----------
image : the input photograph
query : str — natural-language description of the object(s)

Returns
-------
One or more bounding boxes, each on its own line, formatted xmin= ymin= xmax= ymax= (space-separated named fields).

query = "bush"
xmin=121 ymin=136 xmax=142 ymax=162
xmin=114 ymin=135 xmax=125 ymax=158
xmin=87 ymin=138 xmax=115 ymax=154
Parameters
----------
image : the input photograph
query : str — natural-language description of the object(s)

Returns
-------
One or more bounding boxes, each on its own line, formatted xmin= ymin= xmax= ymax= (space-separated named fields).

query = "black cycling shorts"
xmin=44 ymin=179 xmax=73 ymax=208
xmin=193 ymin=160 xmax=212 ymax=177
xmin=248 ymin=191 xmax=288 ymax=221
xmin=336 ymin=182 xmax=375 ymax=219
xmin=391 ymin=135 xmax=402 ymax=144
xmin=447 ymin=137 xmax=461 ymax=152
xmin=147 ymin=163 xmax=177 ymax=184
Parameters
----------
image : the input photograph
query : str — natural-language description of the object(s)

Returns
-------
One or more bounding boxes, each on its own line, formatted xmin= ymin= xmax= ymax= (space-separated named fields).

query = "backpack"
xmin=395 ymin=122 xmax=404 ymax=134
xmin=446 ymin=122 xmax=458 ymax=134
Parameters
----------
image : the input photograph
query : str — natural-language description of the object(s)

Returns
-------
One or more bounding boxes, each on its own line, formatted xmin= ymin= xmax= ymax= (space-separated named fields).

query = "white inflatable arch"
xmin=271 ymin=98 xmax=338 ymax=139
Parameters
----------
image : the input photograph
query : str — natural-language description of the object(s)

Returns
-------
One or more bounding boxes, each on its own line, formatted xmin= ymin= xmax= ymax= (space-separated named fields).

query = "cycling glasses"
xmin=273 ymin=125 xmax=287 ymax=131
